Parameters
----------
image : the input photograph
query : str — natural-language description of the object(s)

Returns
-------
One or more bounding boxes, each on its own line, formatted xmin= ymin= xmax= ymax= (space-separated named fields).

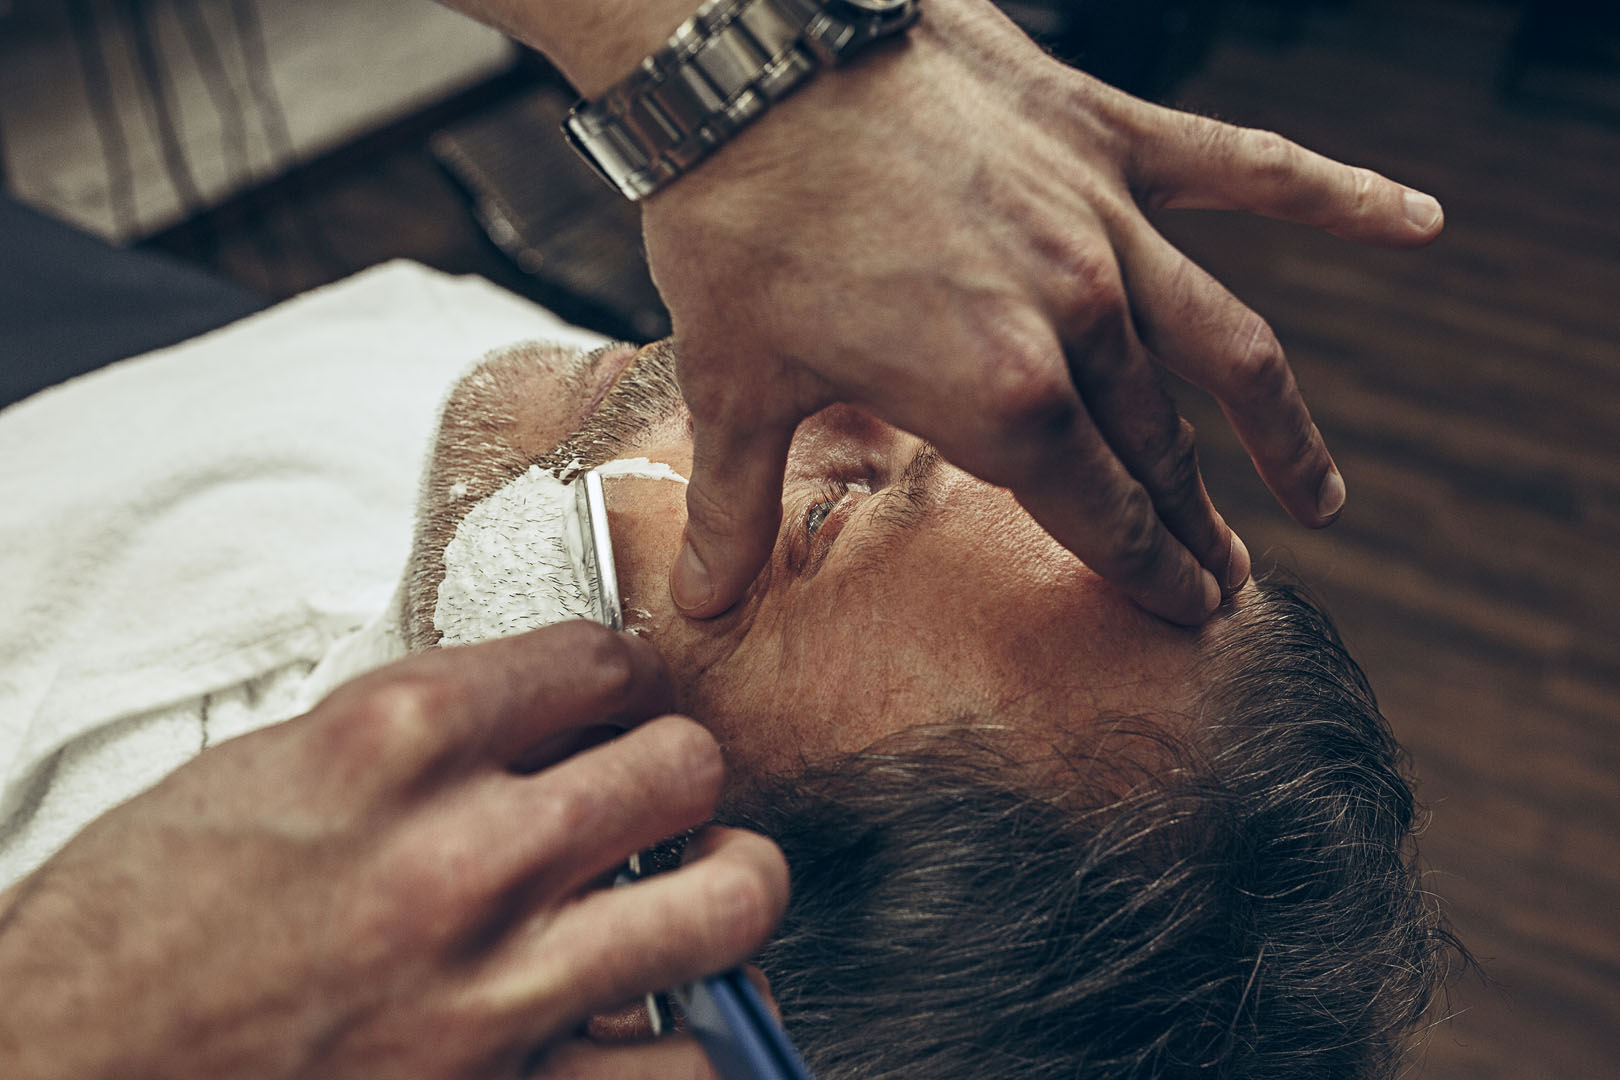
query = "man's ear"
xmin=400 ymin=342 xmax=600 ymax=651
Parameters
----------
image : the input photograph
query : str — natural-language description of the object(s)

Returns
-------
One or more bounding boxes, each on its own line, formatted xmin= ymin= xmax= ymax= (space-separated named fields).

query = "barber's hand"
xmin=0 ymin=622 xmax=785 ymax=1080
xmin=650 ymin=0 xmax=1443 ymax=625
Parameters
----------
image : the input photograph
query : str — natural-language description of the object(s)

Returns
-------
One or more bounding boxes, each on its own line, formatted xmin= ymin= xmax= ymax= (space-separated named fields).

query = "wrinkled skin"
xmin=644 ymin=0 xmax=1441 ymax=624
xmin=0 ymin=624 xmax=785 ymax=1080
xmin=441 ymin=0 xmax=1444 ymax=626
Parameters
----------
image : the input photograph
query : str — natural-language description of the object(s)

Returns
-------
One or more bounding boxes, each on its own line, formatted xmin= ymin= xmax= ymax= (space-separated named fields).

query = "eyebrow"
xmin=810 ymin=440 xmax=944 ymax=581
xmin=866 ymin=441 xmax=944 ymax=539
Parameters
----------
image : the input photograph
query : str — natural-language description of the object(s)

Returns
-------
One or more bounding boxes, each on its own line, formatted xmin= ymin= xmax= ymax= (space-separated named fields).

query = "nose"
xmin=807 ymin=402 xmax=889 ymax=440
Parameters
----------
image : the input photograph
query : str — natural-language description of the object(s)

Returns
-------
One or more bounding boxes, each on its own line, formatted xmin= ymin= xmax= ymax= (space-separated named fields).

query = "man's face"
xmin=412 ymin=341 xmax=1203 ymax=778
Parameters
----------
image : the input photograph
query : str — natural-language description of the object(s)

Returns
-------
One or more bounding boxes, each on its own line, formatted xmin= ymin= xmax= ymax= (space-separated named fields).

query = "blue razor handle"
xmin=674 ymin=970 xmax=817 ymax=1080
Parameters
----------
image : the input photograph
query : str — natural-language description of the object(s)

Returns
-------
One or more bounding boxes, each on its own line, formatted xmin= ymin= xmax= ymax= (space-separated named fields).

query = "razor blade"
xmin=573 ymin=468 xmax=623 ymax=631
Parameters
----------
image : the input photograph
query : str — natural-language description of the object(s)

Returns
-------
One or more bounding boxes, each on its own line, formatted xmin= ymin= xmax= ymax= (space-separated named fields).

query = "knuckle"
xmin=656 ymin=717 xmax=725 ymax=793
xmin=339 ymin=853 xmax=460 ymax=964
xmin=329 ymin=673 xmax=451 ymax=772
xmin=1104 ymin=484 xmax=1169 ymax=584
xmin=333 ymin=891 xmax=409 ymax=967
xmin=1152 ymin=418 xmax=1203 ymax=497
xmin=1222 ymin=314 xmax=1289 ymax=401
xmin=575 ymin=623 xmax=639 ymax=708
xmin=1047 ymin=241 xmax=1126 ymax=320
xmin=1349 ymin=165 xmax=1379 ymax=216
xmin=1244 ymin=128 xmax=1302 ymax=185
xmin=381 ymin=841 xmax=470 ymax=923
xmin=703 ymin=855 xmax=784 ymax=949
xmin=1109 ymin=387 xmax=1181 ymax=463
xmin=983 ymin=335 xmax=1077 ymax=443
xmin=533 ymin=781 xmax=597 ymax=840
xmin=684 ymin=464 xmax=762 ymax=543
xmin=1146 ymin=420 xmax=1223 ymax=557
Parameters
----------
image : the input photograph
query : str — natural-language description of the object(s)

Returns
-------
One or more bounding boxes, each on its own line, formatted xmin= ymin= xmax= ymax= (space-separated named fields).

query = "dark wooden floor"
xmin=1157 ymin=4 xmax=1620 ymax=1076
xmin=148 ymin=0 xmax=1620 ymax=1075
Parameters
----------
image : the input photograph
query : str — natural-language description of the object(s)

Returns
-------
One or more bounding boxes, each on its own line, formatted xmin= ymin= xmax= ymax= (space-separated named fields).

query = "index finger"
xmin=999 ymin=422 xmax=1222 ymax=626
xmin=318 ymin=621 xmax=677 ymax=778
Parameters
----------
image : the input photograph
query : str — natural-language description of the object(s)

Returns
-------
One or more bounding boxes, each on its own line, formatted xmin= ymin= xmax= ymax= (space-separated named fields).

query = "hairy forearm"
xmin=441 ymin=0 xmax=703 ymax=96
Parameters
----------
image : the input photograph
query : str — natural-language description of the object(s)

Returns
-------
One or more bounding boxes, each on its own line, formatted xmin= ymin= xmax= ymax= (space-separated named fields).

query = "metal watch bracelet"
xmin=564 ymin=0 xmax=919 ymax=200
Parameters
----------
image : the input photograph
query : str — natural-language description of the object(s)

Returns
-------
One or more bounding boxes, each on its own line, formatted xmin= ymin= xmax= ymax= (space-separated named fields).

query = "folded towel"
xmin=0 ymin=261 xmax=606 ymax=886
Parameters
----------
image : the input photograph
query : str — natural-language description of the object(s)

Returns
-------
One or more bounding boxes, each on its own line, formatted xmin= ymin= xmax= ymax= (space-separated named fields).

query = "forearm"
xmin=442 ymin=0 xmax=704 ymax=96
xmin=0 ymin=880 xmax=85 ymax=1080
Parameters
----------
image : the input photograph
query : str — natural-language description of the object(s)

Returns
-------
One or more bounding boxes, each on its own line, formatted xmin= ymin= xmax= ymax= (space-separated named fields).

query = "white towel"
xmin=0 ymin=261 xmax=607 ymax=886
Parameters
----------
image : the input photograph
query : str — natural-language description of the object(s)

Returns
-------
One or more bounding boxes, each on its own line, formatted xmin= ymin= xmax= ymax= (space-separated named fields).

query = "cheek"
xmin=681 ymin=639 xmax=803 ymax=773
xmin=606 ymin=480 xmax=687 ymax=609
xmin=673 ymin=607 xmax=904 ymax=774
xmin=771 ymin=609 xmax=950 ymax=757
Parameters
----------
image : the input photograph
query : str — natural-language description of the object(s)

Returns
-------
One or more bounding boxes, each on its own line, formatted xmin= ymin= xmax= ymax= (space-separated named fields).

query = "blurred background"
xmin=2 ymin=0 xmax=1617 ymax=1075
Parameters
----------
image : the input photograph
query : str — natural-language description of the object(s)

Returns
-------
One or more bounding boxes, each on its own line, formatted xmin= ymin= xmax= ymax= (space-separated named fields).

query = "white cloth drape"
xmin=0 ymin=261 xmax=606 ymax=887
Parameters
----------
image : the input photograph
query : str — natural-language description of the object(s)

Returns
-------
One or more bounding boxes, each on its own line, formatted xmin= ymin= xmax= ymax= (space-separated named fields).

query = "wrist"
xmin=564 ymin=0 xmax=926 ymax=200
xmin=453 ymin=0 xmax=707 ymax=97
xmin=560 ymin=0 xmax=711 ymax=97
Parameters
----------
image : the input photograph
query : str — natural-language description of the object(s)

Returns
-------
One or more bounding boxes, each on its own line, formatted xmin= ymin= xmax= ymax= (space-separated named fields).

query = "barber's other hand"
xmin=652 ymin=0 xmax=1443 ymax=625
xmin=0 ymin=622 xmax=785 ymax=1080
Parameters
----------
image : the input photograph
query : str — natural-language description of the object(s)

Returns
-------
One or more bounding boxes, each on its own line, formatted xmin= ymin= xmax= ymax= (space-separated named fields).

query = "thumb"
xmin=673 ymin=412 xmax=796 ymax=618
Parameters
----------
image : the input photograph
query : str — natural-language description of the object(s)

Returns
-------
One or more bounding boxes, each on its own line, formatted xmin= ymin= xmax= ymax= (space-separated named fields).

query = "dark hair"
xmin=719 ymin=578 xmax=1458 ymax=1080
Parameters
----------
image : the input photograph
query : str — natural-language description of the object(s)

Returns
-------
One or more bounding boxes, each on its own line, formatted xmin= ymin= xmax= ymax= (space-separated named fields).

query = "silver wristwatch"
xmin=564 ymin=0 xmax=921 ymax=200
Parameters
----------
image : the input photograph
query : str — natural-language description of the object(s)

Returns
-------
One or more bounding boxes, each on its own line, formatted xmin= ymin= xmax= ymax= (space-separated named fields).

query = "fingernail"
xmin=1318 ymin=469 xmax=1347 ymax=521
xmin=671 ymin=541 xmax=713 ymax=612
xmin=1403 ymin=189 xmax=1442 ymax=231
xmin=1224 ymin=532 xmax=1251 ymax=595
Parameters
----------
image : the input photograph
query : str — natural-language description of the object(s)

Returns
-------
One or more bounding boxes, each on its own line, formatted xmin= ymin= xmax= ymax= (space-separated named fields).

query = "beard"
xmin=403 ymin=337 xmax=686 ymax=651
xmin=536 ymin=338 xmax=686 ymax=475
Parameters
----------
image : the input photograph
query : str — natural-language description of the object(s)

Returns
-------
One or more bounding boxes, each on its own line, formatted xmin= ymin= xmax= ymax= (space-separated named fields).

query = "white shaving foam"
xmin=434 ymin=458 xmax=686 ymax=646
